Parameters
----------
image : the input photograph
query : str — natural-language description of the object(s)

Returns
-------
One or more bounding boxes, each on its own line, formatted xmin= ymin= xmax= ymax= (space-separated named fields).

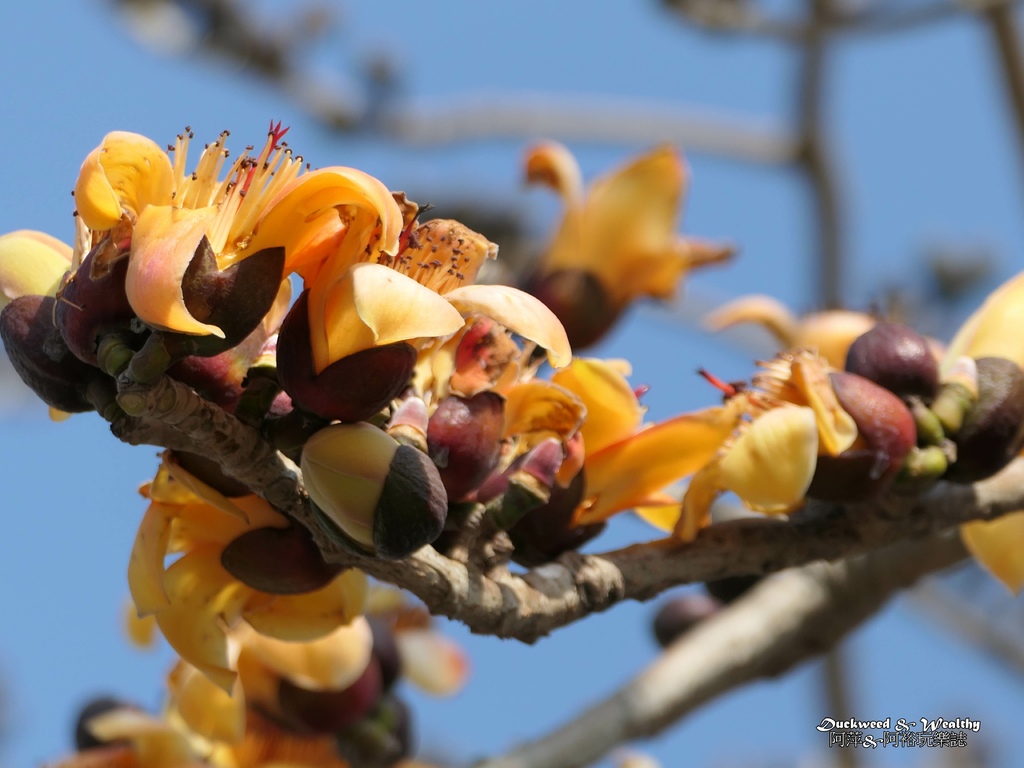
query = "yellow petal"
xmin=127 ymin=205 xmax=225 ymax=336
xmin=704 ymin=294 xmax=800 ymax=348
xmin=240 ymin=617 xmax=374 ymax=691
xmin=719 ymin=405 xmax=817 ymax=512
xmin=164 ymin=453 xmax=253 ymax=522
xmin=155 ymin=548 xmax=249 ymax=691
xmin=794 ymin=311 xmax=876 ymax=369
xmin=395 ymin=629 xmax=470 ymax=696
xmin=128 ymin=502 xmax=175 ymax=615
xmin=577 ymin=405 xmax=738 ymax=525
xmin=946 ymin=270 xmax=1024 ymax=371
xmin=124 ymin=599 xmax=158 ymax=648
xmin=248 ymin=166 xmax=403 ymax=280
xmin=311 ymin=262 xmax=464 ymax=373
xmin=242 ymin=569 xmax=368 ymax=641
xmin=444 ymin=284 xmax=572 ymax=368
xmin=791 ymin=355 xmax=857 ymax=456
xmin=48 ymin=407 xmax=73 ymax=422
xmin=633 ymin=498 xmax=683 ymax=533
xmin=961 ymin=512 xmax=1024 ymax=592
xmin=0 ymin=230 xmax=72 ymax=306
xmin=74 ymin=131 xmax=174 ymax=231
xmin=502 ymin=380 xmax=585 ymax=442
xmin=169 ymin=661 xmax=246 ymax=744
xmin=552 ymin=358 xmax=643 ymax=454
xmin=87 ymin=709 xmax=197 ymax=767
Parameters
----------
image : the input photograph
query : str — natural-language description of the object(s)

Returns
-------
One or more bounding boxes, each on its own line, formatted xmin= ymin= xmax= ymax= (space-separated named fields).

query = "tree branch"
xmin=473 ymin=533 xmax=968 ymax=768
xmin=107 ymin=372 xmax=1024 ymax=643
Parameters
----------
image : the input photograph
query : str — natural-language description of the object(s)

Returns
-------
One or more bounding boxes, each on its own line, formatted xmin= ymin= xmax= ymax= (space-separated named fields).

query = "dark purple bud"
xmin=525 ymin=269 xmax=621 ymax=350
xmin=704 ymin=574 xmax=762 ymax=604
xmin=946 ymin=357 xmax=1024 ymax=483
xmin=1 ymin=295 xmax=96 ymax=412
xmin=55 ymin=242 xmax=139 ymax=366
xmin=845 ymin=322 xmax=939 ymax=399
xmin=221 ymin=524 xmax=344 ymax=595
xmin=369 ymin=618 xmax=402 ymax=693
xmin=652 ymin=594 xmax=722 ymax=647
xmin=335 ymin=695 xmax=414 ymax=767
xmin=171 ymin=451 xmax=250 ymax=497
xmin=508 ymin=470 xmax=605 ymax=566
xmin=427 ymin=392 xmax=505 ymax=501
xmin=278 ymin=291 xmax=416 ymax=422
xmin=74 ymin=696 xmax=137 ymax=750
xmin=373 ymin=445 xmax=449 ymax=559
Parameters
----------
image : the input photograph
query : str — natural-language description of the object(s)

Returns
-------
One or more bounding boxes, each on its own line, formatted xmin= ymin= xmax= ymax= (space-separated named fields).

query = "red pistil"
xmin=697 ymin=368 xmax=744 ymax=400
xmin=268 ymin=119 xmax=290 ymax=150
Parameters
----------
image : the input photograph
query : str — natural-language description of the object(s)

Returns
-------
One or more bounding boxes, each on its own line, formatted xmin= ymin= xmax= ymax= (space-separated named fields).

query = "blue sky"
xmin=1 ymin=1 xmax=1023 ymax=766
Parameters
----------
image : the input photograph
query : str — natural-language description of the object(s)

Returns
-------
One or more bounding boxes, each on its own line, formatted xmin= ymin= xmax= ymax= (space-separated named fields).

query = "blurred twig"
xmin=982 ymin=3 xmax=1024 ymax=171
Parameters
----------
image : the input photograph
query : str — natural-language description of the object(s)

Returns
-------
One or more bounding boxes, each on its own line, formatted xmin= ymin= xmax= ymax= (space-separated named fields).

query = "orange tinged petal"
xmin=169 ymin=662 xmax=246 ymax=744
xmin=502 ymin=379 xmax=585 ymax=442
xmin=577 ymin=405 xmax=737 ymax=525
xmin=962 ymin=512 xmax=1024 ymax=592
xmin=74 ymin=131 xmax=174 ymax=231
xmin=128 ymin=502 xmax=175 ymax=615
xmin=524 ymin=141 xmax=584 ymax=205
xmin=395 ymin=629 xmax=470 ymax=696
xmin=242 ymin=569 xmax=368 ymax=641
xmin=126 ymin=205 xmax=225 ymax=336
xmin=552 ymin=358 xmax=643 ymax=454
xmin=445 ymin=284 xmax=572 ymax=368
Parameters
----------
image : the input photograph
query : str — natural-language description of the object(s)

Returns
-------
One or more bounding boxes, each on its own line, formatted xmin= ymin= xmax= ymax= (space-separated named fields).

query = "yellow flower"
xmin=524 ymin=142 xmax=732 ymax=348
xmin=73 ymin=124 xmax=304 ymax=338
xmin=705 ymin=294 xmax=877 ymax=369
xmin=128 ymin=455 xmax=367 ymax=691
xmin=49 ymin=706 xmax=204 ymax=768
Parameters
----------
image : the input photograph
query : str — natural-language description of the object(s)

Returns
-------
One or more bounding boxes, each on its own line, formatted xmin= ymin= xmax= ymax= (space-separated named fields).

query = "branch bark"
xmin=108 ymin=372 xmax=1024 ymax=643
xmin=473 ymin=533 xmax=968 ymax=768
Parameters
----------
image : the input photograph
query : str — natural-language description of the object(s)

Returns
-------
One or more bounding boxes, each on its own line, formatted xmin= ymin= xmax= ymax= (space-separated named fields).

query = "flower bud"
xmin=302 ymin=423 xmax=448 ymax=559
xmin=335 ymin=694 xmax=414 ymax=767
xmin=945 ymin=357 xmax=1024 ymax=483
xmin=277 ymin=656 xmax=384 ymax=734
xmin=221 ymin=524 xmax=345 ymax=595
xmin=524 ymin=268 xmax=621 ymax=350
xmin=175 ymin=239 xmax=286 ymax=356
xmin=845 ymin=322 xmax=939 ymax=399
xmin=386 ymin=396 xmax=429 ymax=451
xmin=0 ymin=295 xmax=96 ymax=412
xmin=369 ymin=618 xmax=403 ymax=693
xmin=704 ymin=574 xmax=763 ymax=604
xmin=508 ymin=470 xmax=606 ymax=566
xmin=807 ymin=371 xmax=916 ymax=502
xmin=278 ymin=291 xmax=416 ymax=422
xmin=54 ymin=241 xmax=138 ymax=366
xmin=427 ymin=392 xmax=505 ymax=501
xmin=652 ymin=594 xmax=722 ymax=647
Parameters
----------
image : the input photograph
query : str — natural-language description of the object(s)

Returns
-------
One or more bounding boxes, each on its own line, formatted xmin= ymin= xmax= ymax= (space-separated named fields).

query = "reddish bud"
xmin=508 ymin=470 xmax=605 ymax=566
xmin=807 ymin=371 xmax=916 ymax=501
xmin=0 ymin=295 xmax=96 ymax=412
xmin=845 ymin=322 xmax=939 ymax=399
xmin=652 ymin=594 xmax=722 ymax=647
xmin=427 ymin=392 xmax=505 ymax=501
xmin=277 ymin=656 xmax=383 ymax=734
xmin=278 ymin=291 xmax=416 ymax=422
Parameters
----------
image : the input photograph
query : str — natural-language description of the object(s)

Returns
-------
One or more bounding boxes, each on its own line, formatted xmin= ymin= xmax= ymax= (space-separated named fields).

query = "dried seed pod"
xmin=427 ymin=392 xmax=505 ymax=501
xmin=1 ymin=295 xmax=96 ymax=412
xmin=845 ymin=322 xmax=939 ymax=399
xmin=278 ymin=291 xmax=416 ymax=422
xmin=946 ymin=357 xmax=1024 ymax=483
xmin=807 ymin=371 xmax=916 ymax=502
xmin=221 ymin=524 xmax=344 ymax=595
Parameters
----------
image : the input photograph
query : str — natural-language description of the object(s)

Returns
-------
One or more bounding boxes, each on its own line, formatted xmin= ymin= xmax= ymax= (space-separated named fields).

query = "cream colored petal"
xmin=791 ymin=355 xmax=857 ymax=456
xmin=241 ymin=616 xmax=374 ymax=691
xmin=524 ymin=141 xmax=584 ymax=205
xmin=169 ymin=662 xmax=246 ymax=744
xmin=310 ymin=262 xmax=465 ymax=373
xmin=794 ymin=311 xmax=876 ymax=369
xmin=946 ymin=270 xmax=1024 ymax=371
xmin=0 ymin=230 xmax=72 ymax=306
xmin=502 ymin=379 xmax=585 ymax=442
xmin=127 ymin=205 xmax=225 ymax=336
xmin=128 ymin=502 xmax=175 ymax=615
xmin=395 ymin=629 xmax=470 ymax=696
xmin=961 ymin=513 xmax=1024 ymax=592
xmin=719 ymin=406 xmax=817 ymax=512
xmin=155 ymin=547 xmax=249 ymax=692
xmin=552 ymin=358 xmax=643 ymax=454
xmin=74 ymin=131 xmax=174 ymax=231
xmin=704 ymin=294 xmax=800 ymax=348
xmin=577 ymin=406 xmax=737 ymax=525
xmin=445 ymin=284 xmax=571 ymax=368
xmin=242 ymin=569 xmax=368 ymax=641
